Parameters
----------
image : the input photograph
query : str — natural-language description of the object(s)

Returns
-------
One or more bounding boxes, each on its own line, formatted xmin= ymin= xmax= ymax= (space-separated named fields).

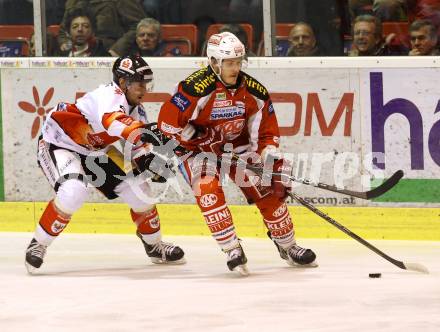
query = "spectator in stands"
xmin=286 ymin=22 xmax=321 ymax=56
xmin=349 ymin=1 xmax=407 ymax=21
xmin=54 ymin=8 xmax=108 ymax=57
xmin=349 ymin=14 xmax=402 ymax=55
xmin=218 ymin=24 xmax=256 ymax=56
xmin=129 ymin=18 xmax=182 ymax=56
xmin=408 ymin=0 xmax=440 ymax=37
xmin=408 ymin=19 xmax=439 ymax=55
xmin=374 ymin=0 xmax=408 ymax=21
xmin=57 ymin=0 xmax=146 ymax=57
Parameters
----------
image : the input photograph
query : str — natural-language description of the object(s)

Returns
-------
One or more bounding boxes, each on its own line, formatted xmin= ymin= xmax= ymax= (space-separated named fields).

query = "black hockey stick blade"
xmin=293 ymin=169 xmax=405 ymax=200
xmin=364 ymin=170 xmax=404 ymax=199
xmin=288 ymin=191 xmax=429 ymax=274
xmin=229 ymin=154 xmax=403 ymax=200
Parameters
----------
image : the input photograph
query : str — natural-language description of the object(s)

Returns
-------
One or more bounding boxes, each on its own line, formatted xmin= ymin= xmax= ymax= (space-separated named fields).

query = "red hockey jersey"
xmin=158 ymin=66 xmax=280 ymax=155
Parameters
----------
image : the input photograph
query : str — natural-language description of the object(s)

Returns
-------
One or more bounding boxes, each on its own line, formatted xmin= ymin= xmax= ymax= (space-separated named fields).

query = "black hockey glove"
xmin=134 ymin=152 xmax=176 ymax=183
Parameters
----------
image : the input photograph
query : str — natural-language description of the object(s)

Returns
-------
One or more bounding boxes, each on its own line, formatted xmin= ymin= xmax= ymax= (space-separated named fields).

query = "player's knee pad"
xmin=117 ymin=180 xmax=155 ymax=212
xmin=55 ymin=179 xmax=88 ymax=214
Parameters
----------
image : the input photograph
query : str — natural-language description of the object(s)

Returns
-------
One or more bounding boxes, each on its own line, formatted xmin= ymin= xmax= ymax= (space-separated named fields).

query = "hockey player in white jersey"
xmin=25 ymin=55 xmax=185 ymax=274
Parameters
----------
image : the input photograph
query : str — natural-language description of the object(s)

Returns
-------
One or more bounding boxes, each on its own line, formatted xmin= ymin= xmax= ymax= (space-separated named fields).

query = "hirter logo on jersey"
xmin=171 ymin=92 xmax=191 ymax=112
xmin=18 ymin=86 xmax=55 ymax=139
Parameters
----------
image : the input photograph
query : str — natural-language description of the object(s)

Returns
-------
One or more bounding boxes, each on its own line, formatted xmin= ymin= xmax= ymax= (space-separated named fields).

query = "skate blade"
xmin=233 ymin=264 xmax=250 ymax=276
xmin=25 ymin=262 xmax=38 ymax=275
xmin=287 ymin=260 xmax=319 ymax=268
xmin=150 ymin=257 xmax=187 ymax=265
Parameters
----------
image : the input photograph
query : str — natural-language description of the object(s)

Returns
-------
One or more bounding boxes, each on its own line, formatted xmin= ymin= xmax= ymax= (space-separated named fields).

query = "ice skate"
xmin=225 ymin=244 xmax=249 ymax=276
xmin=25 ymin=238 xmax=48 ymax=274
xmin=137 ymin=231 xmax=186 ymax=264
xmin=267 ymin=231 xmax=318 ymax=267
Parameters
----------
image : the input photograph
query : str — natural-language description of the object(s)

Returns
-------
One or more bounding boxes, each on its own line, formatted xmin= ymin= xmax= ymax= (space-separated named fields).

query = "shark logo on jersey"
xmin=210 ymin=103 xmax=245 ymax=120
xmin=171 ymin=92 xmax=191 ymax=112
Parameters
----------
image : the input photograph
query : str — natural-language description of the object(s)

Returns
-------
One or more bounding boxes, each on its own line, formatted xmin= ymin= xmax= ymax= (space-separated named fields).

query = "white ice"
xmin=1 ymin=233 xmax=439 ymax=332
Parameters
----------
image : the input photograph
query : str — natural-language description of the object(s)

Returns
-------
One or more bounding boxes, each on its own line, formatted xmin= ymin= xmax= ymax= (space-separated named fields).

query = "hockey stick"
xmin=287 ymin=191 xmax=429 ymax=274
xmin=146 ymin=127 xmax=402 ymax=200
xmin=230 ymin=155 xmax=404 ymax=200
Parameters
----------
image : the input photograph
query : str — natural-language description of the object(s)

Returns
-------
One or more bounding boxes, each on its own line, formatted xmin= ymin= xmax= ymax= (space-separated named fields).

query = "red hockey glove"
xmin=182 ymin=127 xmax=225 ymax=154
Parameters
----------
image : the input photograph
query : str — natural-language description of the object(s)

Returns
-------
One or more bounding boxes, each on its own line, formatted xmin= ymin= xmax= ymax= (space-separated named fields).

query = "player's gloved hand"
xmin=183 ymin=127 xmax=225 ymax=154
xmin=132 ymin=138 xmax=176 ymax=183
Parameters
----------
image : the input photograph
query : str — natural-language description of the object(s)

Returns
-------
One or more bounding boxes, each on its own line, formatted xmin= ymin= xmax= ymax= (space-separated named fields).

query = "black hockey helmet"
xmin=112 ymin=55 xmax=153 ymax=85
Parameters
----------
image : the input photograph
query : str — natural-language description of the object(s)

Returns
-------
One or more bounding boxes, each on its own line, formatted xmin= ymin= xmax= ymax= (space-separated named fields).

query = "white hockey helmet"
xmin=206 ymin=32 xmax=246 ymax=65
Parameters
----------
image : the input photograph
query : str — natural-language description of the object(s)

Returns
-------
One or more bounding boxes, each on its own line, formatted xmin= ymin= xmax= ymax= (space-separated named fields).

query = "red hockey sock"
xmin=38 ymin=200 xmax=71 ymax=236
xmin=131 ymin=207 xmax=160 ymax=234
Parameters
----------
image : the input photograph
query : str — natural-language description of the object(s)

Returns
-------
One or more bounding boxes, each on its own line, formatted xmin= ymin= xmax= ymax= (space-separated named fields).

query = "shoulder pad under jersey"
xmin=181 ymin=67 xmax=217 ymax=97
xmin=243 ymin=73 xmax=270 ymax=101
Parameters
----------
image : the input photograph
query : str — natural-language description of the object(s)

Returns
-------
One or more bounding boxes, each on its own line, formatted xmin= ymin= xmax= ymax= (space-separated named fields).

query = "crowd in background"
xmin=0 ymin=0 xmax=439 ymax=57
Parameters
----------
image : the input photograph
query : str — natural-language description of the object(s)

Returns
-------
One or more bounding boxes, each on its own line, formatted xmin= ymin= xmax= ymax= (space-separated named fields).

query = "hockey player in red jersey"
xmin=158 ymin=32 xmax=317 ymax=275
xmin=25 ymin=55 xmax=185 ymax=274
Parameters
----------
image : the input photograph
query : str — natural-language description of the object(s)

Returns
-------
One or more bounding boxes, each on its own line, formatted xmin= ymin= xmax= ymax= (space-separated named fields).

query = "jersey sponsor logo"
xmin=266 ymin=216 xmax=292 ymax=232
xmin=171 ymin=92 xmax=191 ymax=112
xmin=213 ymin=100 xmax=232 ymax=108
xmin=137 ymin=106 xmax=146 ymax=117
xmin=200 ymin=194 xmax=218 ymax=208
xmin=215 ymin=92 xmax=226 ymax=100
xmin=215 ymin=119 xmax=245 ymax=140
xmin=272 ymin=204 xmax=287 ymax=218
xmin=204 ymin=207 xmax=231 ymax=225
xmin=51 ymin=220 xmax=66 ymax=234
xmin=268 ymin=101 xmax=274 ymax=114
xmin=161 ymin=122 xmax=181 ymax=134
xmin=210 ymin=106 xmax=244 ymax=120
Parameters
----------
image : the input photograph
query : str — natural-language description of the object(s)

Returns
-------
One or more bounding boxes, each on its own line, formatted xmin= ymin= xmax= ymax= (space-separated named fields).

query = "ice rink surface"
xmin=0 ymin=233 xmax=439 ymax=332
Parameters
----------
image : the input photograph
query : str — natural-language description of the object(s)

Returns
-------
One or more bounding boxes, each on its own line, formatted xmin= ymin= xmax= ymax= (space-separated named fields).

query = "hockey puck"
xmin=369 ymin=273 xmax=381 ymax=278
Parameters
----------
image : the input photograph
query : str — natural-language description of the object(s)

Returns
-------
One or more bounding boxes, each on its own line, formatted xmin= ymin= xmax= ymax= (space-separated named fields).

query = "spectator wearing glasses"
xmin=349 ymin=14 xmax=402 ymax=55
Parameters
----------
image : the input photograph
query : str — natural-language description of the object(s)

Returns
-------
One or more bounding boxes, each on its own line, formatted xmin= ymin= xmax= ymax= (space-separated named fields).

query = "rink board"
xmin=1 ymin=57 xmax=440 ymax=207
xmin=0 ymin=202 xmax=438 ymax=241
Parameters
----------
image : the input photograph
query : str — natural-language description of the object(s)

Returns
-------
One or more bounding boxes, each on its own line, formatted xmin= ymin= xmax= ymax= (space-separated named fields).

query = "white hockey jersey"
xmin=42 ymin=82 xmax=148 ymax=155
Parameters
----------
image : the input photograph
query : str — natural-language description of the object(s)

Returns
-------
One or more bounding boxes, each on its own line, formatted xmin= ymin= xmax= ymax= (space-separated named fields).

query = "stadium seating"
xmin=257 ymin=23 xmax=295 ymax=56
xmin=161 ymin=24 xmax=198 ymax=55
xmin=0 ymin=25 xmax=34 ymax=56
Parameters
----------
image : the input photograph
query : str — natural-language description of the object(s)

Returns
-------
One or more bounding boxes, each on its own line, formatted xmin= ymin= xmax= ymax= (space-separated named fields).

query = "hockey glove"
xmin=133 ymin=149 xmax=176 ymax=183
xmin=183 ymin=127 xmax=225 ymax=154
